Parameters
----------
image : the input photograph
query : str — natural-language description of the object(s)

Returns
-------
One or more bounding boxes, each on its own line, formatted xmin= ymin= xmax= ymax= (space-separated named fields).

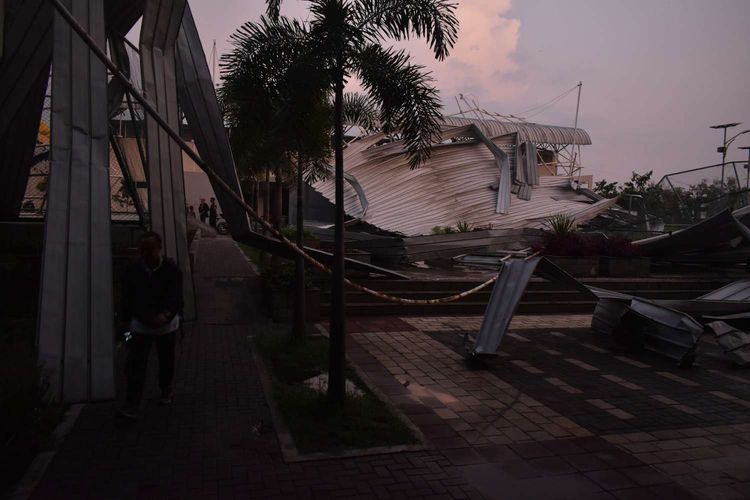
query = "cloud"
xmin=393 ymin=0 xmax=524 ymax=107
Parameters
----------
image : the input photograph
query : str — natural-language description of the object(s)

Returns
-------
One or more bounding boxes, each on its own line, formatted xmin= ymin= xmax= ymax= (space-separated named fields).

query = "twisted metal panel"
xmin=0 ymin=0 xmax=53 ymax=217
xmin=37 ymin=0 xmax=114 ymax=402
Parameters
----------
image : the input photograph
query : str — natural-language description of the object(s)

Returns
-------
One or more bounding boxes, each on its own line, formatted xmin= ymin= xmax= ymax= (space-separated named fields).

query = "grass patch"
xmin=238 ymin=242 xmax=262 ymax=266
xmin=254 ymin=331 xmax=418 ymax=453
xmin=0 ymin=317 xmax=66 ymax=495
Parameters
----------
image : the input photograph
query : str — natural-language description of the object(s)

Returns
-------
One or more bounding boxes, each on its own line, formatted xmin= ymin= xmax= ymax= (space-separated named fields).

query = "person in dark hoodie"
xmin=119 ymin=231 xmax=183 ymax=419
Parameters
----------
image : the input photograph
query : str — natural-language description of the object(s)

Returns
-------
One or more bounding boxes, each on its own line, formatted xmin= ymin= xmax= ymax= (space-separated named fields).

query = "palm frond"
xmin=355 ymin=44 xmax=442 ymax=168
xmin=304 ymin=158 xmax=333 ymax=184
xmin=266 ymin=0 xmax=282 ymax=20
xmin=342 ymin=92 xmax=380 ymax=132
xmin=353 ymin=0 xmax=459 ymax=60
xmin=219 ymin=14 xmax=331 ymax=178
xmin=220 ymin=16 xmax=310 ymax=86
xmin=307 ymin=0 xmax=367 ymax=76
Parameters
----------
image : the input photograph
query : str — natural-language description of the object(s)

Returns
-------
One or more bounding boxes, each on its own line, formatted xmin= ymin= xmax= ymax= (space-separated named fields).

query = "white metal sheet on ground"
xmin=709 ymin=321 xmax=750 ymax=366
xmin=472 ymin=257 xmax=541 ymax=355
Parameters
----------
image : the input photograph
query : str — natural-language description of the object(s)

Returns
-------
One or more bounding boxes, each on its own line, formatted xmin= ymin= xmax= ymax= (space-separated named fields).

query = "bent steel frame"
xmin=0 ymin=0 xmax=259 ymax=401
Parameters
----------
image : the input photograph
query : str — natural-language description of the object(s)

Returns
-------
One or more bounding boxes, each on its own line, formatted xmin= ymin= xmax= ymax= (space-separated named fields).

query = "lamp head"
xmin=710 ymin=122 xmax=741 ymax=130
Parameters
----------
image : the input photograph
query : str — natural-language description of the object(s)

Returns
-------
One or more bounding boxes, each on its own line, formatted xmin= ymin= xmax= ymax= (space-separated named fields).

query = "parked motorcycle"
xmin=215 ymin=213 xmax=229 ymax=235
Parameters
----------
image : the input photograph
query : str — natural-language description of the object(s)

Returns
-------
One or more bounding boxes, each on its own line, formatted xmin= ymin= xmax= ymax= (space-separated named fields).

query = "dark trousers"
xmin=126 ymin=331 xmax=176 ymax=406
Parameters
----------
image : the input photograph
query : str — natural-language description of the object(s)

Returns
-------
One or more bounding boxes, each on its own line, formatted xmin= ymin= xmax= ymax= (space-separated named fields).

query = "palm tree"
xmin=221 ymin=17 xmax=379 ymax=340
xmin=266 ymin=0 xmax=459 ymax=404
xmin=221 ymin=16 xmax=331 ymax=337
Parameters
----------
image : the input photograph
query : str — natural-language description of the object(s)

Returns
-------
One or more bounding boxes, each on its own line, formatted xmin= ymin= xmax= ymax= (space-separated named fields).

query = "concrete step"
xmin=322 ymin=289 xmax=709 ymax=304
xmin=321 ymin=300 xmax=597 ymax=317
xmin=315 ymin=275 xmax=737 ymax=317
xmin=331 ymin=278 xmax=733 ymax=293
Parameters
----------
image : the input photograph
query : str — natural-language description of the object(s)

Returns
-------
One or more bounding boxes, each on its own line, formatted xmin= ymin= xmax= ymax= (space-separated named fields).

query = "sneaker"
xmin=117 ymin=407 xmax=138 ymax=420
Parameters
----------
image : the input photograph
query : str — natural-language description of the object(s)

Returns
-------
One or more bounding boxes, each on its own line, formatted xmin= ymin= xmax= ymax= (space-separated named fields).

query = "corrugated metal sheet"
xmin=442 ymin=116 xmax=592 ymax=146
xmin=699 ymin=280 xmax=750 ymax=302
xmin=472 ymin=257 xmax=541 ymax=355
xmin=708 ymin=321 xmax=750 ymax=366
xmin=312 ymin=129 xmax=612 ymax=236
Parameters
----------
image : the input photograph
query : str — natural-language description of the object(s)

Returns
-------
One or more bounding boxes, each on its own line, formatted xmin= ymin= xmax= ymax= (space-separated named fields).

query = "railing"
xmin=654 ymin=161 xmax=749 ymax=225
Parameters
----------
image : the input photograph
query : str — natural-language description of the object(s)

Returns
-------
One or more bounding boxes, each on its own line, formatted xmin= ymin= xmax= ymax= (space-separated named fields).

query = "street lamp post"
xmin=710 ymin=122 xmax=741 ymax=193
xmin=740 ymin=146 xmax=750 ymax=191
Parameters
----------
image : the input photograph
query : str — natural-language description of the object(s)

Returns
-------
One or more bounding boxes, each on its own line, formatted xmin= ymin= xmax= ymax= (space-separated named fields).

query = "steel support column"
xmin=37 ymin=0 xmax=114 ymax=402
xmin=140 ymin=0 xmax=195 ymax=319
xmin=175 ymin=5 xmax=250 ymax=238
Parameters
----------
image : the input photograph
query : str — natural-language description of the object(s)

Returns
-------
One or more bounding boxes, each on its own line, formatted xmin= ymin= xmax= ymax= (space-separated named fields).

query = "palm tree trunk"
xmin=328 ymin=78 xmax=346 ymax=404
xmin=293 ymin=155 xmax=305 ymax=338
xmin=273 ymin=166 xmax=283 ymax=229
xmin=264 ymin=169 xmax=271 ymax=227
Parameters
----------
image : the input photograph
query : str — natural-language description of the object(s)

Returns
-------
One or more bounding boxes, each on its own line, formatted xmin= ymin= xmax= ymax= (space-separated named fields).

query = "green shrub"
xmin=456 ymin=220 xmax=473 ymax=232
xmin=544 ymin=213 xmax=577 ymax=237
xmin=0 ymin=320 xmax=65 ymax=494
xmin=597 ymin=237 xmax=642 ymax=257
xmin=260 ymin=261 xmax=313 ymax=291
xmin=431 ymin=226 xmax=454 ymax=235
xmin=280 ymin=225 xmax=317 ymax=243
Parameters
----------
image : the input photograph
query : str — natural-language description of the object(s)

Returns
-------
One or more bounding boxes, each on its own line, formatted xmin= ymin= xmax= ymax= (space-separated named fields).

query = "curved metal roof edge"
xmin=441 ymin=116 xmax=592 ymax=146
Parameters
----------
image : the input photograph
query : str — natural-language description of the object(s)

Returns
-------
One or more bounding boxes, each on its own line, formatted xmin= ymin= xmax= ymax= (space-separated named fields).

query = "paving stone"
xmin=585 ymin=469 xmax=638 ymax=491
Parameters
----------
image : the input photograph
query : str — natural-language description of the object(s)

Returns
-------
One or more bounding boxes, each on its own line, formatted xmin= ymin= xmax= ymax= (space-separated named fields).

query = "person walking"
xmin=209 ymin=197 xmax=218 ymax=228
xmin=118 ymin=231 xmax=183 ymax=419
xmin=198 ymin=198 xmax=209 ymax=224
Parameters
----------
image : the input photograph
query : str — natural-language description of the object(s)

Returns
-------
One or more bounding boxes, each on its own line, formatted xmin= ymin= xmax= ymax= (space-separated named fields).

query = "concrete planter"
xmin=547 ymin=256 xmax=600 ymax=277
xmin=600 ymin=256 xmax=651 ymax=277
xmin=265 ymin=286 xmax=321 ymax=323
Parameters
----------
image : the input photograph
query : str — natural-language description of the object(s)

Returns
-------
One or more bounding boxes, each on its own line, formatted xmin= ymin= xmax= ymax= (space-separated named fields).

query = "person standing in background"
xmin=198 ymin=198 xmax=209 ymax=224
xmin=209 ymin=197 xmax=218 ymax=228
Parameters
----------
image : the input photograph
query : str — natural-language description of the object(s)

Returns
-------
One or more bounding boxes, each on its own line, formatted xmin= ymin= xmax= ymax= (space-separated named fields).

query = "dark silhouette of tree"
xmin=264 ymin=0 xmax=459 ymax=404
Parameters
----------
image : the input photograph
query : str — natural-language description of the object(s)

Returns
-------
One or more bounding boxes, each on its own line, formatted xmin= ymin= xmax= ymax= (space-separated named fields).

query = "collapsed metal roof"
xmin=311 ymin=123 xmax=612 ymax=236
xmin=442 ymin=116 xmax=592 ymax=146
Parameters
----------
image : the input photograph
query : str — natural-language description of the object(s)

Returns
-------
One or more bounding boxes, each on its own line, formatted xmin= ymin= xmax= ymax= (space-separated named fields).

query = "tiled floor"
xmin=340 ymin=316 xmax=750 ymax=500
xmin=28 ymin=238 xmax=748 ymax=499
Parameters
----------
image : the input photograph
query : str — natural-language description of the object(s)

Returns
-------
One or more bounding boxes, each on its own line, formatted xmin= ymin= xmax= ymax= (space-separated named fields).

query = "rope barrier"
xmin=51 ymin=0 xmax=523 ymax=307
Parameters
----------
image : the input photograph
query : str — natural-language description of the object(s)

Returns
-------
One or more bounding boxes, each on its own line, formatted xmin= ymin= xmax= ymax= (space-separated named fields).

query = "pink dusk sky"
xmin=186 ymin=0 xmax=750 ymax=183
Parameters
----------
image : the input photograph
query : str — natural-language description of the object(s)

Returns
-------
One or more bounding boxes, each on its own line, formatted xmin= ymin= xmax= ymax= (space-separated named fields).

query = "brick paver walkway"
xmin=31 ymin=237 xmax=483 ymax=499
xmin=30 ymin=237 xmax=744 ymax=499
xmin=337 ymin=316 xmax=750 ymax=500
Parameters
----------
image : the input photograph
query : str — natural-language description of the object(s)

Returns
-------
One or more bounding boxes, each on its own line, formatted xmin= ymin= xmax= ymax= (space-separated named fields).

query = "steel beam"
xmin=175 ymin=5 xmax=251 ymax=239
xmin=0 ymin=0 xmax=53 ymax=217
